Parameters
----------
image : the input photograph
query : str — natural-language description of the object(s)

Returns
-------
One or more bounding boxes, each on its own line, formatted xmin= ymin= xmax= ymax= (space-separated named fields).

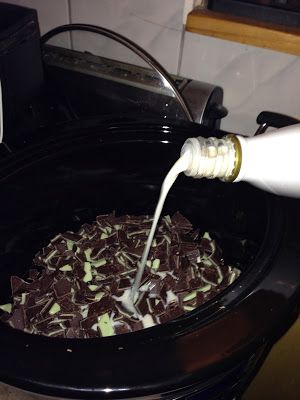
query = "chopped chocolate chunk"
xmin=40 ymin=273 xmax=56 ymax=293
xmin=62 ymin=232 xmax=82 ymax=242
xmin=28 ymin=279 xmax=42 ymax=292
xmin=150 ymin=298 xmax=165 ymax=315
xmin=114 ymin=323 xmax=131 ymax=335
xmin=88 ymin=296 xmax=114 ymax=316
xmin=148 ymin=278 xmax=162 ymax=297
xmin=25 ymin=303 xmax=46 ymax=322
xmin=171 ymin=212 xmax=193 ymax=231
xmin=186 ymin=249 xmax=200 ymax=263
xmin=174 ymin=274 xmax=189 ymax=293
xmin=188 ymin=277 xmax=203 ymax=290
xmin=80 ymin=316 xmax=97 ymax=330
xmin=28 ymin=269 xmax=39 ymax=280
xmin=8 ymin=308 xmax=25 ymax=330
xmin=2 ymin=212 xmax=240 ymax=338
xmin=11 ymin=276 xmax=28 ymax=296
xmin=126 ymin=246 xmax=144 ymax=257
xmin=60 ymin=296 xmax=78 ymax=312
xmin=136 ymin=292 xmax=150 ymax=316
xmin=159 ymin=305 xmax=182 ymax=324
xmin=34 ymin=316 xmax=54 ymax=331
xmin=53 ymin=279 xmax=72 ymax=298
xmin=196 ymin=292 xmax=206 ymax=306
xmin=65 ymin=327 xmax=77 ymax=338
xmin=118 ymin=278 xmax=131 ymax=290
xmin=201 ymin=268 xmax=219 ymax=286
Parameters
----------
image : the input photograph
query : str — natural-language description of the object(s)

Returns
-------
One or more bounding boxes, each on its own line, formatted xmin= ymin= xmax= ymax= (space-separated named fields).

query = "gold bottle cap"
xmin=223 ymin=134 xmax=242 ymax=182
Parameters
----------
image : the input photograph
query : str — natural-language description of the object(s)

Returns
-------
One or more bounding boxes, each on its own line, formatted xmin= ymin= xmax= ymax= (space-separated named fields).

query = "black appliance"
xmin=0 ymin=2 xmax=44 ymax=137
xmin=0 ymin=21 xmax=299 ymax=400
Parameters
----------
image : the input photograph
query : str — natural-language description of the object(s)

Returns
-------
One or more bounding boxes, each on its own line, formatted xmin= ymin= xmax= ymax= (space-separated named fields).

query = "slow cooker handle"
xmin=255 ymin=111 xmax=299 ymax=135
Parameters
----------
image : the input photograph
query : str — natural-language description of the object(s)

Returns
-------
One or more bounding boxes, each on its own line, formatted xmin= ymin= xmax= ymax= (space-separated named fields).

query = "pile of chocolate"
xmin=0 ymin=212 xmax=240 ymax=338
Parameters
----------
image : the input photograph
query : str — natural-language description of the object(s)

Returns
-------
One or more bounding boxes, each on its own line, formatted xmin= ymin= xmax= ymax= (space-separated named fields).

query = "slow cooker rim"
xmin=0 ymin=118 xmax=213 ymax=174
xmin=1 ymin=299 xmax=298 ymax=400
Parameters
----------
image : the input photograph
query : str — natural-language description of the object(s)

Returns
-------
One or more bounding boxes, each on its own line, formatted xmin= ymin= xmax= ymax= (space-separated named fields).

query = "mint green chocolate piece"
xmin=49 ymin=303 xmax=61 ymax=315
xmin=152 ymin=258 xmax=160 ymax=271
xmin=92 ymin=258 xmax=106 ymax=268
xmin=183 ymin=291 xmax=197 ymax=302
xmin=203 ymin=232 xmax=212 ymax=240
xmin=164 ymin=215 xmax=171 ymax=224
xmin=83 ymin=262 xmax=92 ymax=282
xmin=0 ymin=303 xmax=12 ymax=313
xmin=116 ymin=256 xmax=126 ymax=266
xmin=59 ymin=264 xmax=72 ymax=271
xmin=66 ymin=240 xmax=74 ymax=251
xmin=94 ymin=292 xmax=105 ymax=301
xmin=20 ymin=293 xmax=27 ymax=305
xmin=100 ymin=233 xmax=108 ymax=240
xmin=88 ymin=285 xmax=99 ymax=291
xmin=98 ymin=313 xmax=115 ymax=337
xmin=197 ymin=284 xmax=212 ymax=293
xmin=202 ymin=259 xmax=212 ymax=267
xmin=84 ymin=248 xmax=92 ymax=261
xmin=183 ymin=305 xmax=196 ymax=311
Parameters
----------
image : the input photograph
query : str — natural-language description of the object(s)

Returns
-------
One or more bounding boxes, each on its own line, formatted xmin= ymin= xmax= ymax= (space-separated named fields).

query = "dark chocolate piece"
xmin=88 ymin=296 xmax=114 ymax=316
xmin=53 ymin=279 xmax=72 ymax=298
xmin=2 ymin=212 xmax=240 ymax=338
xmin=8 ymin=308 xmax=25 ymax=330
xmin=80 ymin=316 xmax=97 ymax=330
xmin=118 ymin=278 xmax=131 ymax=290
xmin=28 ymin=269 xmax=39 ymax=280
xmin=11 ymin=276 xmax=28 ymax=296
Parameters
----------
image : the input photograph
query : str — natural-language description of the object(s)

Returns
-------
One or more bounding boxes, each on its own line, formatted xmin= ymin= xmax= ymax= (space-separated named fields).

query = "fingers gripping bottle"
xmin=181 ymin=124 xmax=300 ymax=198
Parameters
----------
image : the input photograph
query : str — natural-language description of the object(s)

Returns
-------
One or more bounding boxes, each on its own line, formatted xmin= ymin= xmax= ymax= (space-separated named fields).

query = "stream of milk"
xmin=131 ymin=150 xmax=191 ymax=301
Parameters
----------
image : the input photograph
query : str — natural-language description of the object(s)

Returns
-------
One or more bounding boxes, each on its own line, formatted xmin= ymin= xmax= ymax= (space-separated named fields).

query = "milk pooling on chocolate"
xmin=132 ymin=151 xmax=191 ymax=300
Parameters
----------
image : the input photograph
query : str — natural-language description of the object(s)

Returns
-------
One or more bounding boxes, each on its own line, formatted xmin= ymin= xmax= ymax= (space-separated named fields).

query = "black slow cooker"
xmin=0 ymin=117 xmax=299 ymax=400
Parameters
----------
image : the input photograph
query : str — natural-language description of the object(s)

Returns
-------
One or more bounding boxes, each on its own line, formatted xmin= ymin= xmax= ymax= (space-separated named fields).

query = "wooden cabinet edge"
xmin=186 ymin=9 xmax=300 ymax=57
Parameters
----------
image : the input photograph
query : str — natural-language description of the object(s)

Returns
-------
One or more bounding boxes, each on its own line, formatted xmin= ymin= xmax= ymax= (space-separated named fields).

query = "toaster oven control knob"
xmin=181 ymin=123 xmax=300 ymax=198
xmin=181 ymin=81 xmax=227 ymax=129
xmin=206 ymin=104 xmax=228 ymax=121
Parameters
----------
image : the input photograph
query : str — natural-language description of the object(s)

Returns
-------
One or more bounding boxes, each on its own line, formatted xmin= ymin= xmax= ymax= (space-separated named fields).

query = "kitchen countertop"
xmin=243 ymin=317 xmax=300 ymax=400
xmin=0 ymin=318 xmax=299 ymax=400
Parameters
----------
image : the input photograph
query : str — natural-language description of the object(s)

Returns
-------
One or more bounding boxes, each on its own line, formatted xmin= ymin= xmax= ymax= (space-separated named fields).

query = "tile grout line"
xmin=67 ymin=0 xmax=74 ymax=49
xmin=177 ymin=25 xmax=186 ymax=75
xmin=178 ymin=0 xmax=196 ymax=75
xmin=67 ymin=0 xmax=72 ymax=24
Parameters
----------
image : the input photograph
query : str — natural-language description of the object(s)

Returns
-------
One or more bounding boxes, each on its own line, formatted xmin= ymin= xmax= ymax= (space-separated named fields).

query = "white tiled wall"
xmin=6 ymin=0 xmax=71 ymax=47
xmin=69 ymin=0 xmax=184 ymax=74
xmin=180 ymin=32 xmax=300 ymax=134
xmin=4 ymin=0 xmax=300 ymax=134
